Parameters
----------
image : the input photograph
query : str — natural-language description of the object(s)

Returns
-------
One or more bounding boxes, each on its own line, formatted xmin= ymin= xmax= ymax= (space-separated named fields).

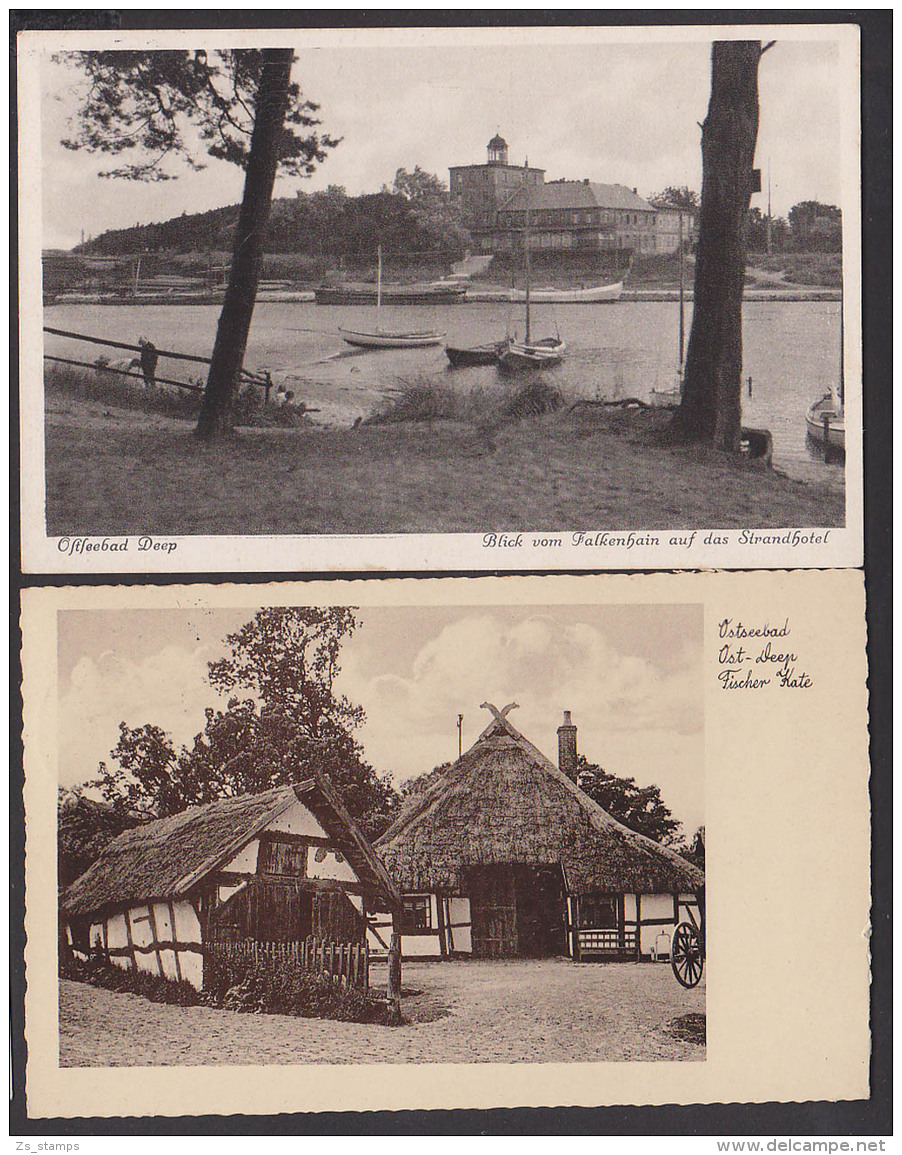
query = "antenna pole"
xmin=457 ymin=714 xmax=463 ymax=760
xmin=524 ymin=160 xmax=531 ymax=344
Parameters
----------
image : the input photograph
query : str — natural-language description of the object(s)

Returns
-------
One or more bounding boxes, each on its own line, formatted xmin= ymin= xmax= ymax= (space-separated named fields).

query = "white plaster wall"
xmin=180 ymin=950 xmax=203 ymax=989
xmin=643 ymin=893 xmax=676 ymax=920
xmin=158 ymin=949 xmax=179 ymax=981
xmin=128 ymin=906 xmax=160 ymax=973
xmin=401 ymin=933 xmax=442 ymax=957
xmin=307 ymin=846 xmax=357 ymax=882
xmin=222 ymin=840 xmax=259 ymax=873
xmin=106 ymin=913 xmax=128 ymax=950
xmin=448 ymin=897 xmax=471 ymax=954
xmin=623 ymin=893 xmax=637 ymax=920
xmin=89 ymin=922 xmax=103 ymax=949
xmin=153 ymin=902 xmax=173 ymax=941
xmin=128 ymin=906 xmax=154 ymax=948
xmin=172 ymin=900 xmax=201 ymax=943
xmin=643 ymin=924 xmax=673 ymax=959
xmin=218 ymin=882 xmax=245 ymax=904
xmin=267 ymin=800 xmax=327 ymax=838
xmin=678 ymin=893 xmax=700 ymax=921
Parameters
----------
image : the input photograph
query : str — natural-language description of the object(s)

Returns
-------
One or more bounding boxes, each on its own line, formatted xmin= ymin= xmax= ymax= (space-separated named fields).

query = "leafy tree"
xmin=57 ymin=787 xmax=145 ymax=887
xmin=649 ymin=186 xmax=700 ymax=212
xmin=564 ymin=754 xmax=683 ymax=845
xmin=787 ymin=200 xmax=842 ymax=252
xmin=93 ymin=608 xmax=400 ymax=840
xmin=57 ymin=49 xmax=339 ymax=439
xmin=674 ymin=40 xmax=773 ymax=451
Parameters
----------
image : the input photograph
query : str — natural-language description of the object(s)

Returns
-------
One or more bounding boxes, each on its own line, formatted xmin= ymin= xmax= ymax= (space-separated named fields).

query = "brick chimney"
xmin=557 ymin=710 xmax=578 ymax=779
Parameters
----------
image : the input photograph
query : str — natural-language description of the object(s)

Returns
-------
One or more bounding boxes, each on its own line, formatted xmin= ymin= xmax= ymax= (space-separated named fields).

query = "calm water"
xmin=45 ymin=298 xmax=843 ymax=475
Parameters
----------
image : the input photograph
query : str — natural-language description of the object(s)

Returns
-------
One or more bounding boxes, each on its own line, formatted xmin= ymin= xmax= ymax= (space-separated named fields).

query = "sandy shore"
xmin=44 ymin=396 xmax=844 ymax=537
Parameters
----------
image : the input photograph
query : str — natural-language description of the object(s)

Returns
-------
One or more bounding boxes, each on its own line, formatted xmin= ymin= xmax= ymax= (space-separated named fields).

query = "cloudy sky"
xmin=57 ymin=603 xmax=704 ymax=835
xmin=39 ymin=33 xmax=844 ymax=249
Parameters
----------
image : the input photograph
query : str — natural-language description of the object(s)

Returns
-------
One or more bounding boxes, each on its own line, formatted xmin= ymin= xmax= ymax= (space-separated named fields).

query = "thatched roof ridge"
xmin=63 ymin=778 xmax=401 ymax=916
xmin=377 ymin=713 xmax=704 ymax=896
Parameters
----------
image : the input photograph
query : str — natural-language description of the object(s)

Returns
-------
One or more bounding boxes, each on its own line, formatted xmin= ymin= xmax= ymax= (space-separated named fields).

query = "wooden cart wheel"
xmin=671 ymin=921 xmax=704 ymax=988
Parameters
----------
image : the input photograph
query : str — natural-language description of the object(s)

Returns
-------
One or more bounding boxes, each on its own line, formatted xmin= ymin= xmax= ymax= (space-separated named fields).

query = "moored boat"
xmin=805 ymin=393 xmax=845 ymax=450
xmin=498 ymin=336 xmax=566 ymax=371
xmin=445 ymin=339 xmax=509 ymax=367
xmin=509 ymin=280 xmax=623 ymax=304
xmin=339 ymin=327 xmax=443 ymax=350
xmin=497 ymin=161 xmax=566 ymax=373
xmin=315 ymin=283 xmax=466 ymax=306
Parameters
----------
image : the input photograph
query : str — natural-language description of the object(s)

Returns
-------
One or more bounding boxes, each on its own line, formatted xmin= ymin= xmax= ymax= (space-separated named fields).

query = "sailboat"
xmin=805 ymin=300 xmax=845 ymax=452
xmin=498 ymin=162 xmax=566 ymax=372
xmin=338 ymin=247 xmax=445 ymax=349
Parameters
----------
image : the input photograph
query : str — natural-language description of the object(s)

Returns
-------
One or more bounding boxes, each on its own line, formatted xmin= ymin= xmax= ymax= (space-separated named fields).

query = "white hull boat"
xmin=499 ymin=337 xmax=566 ymax=371
xmin=805 ymin=393 xmax=845 ymax=450
xmin=509 ymin=280 xmax=623 ymax=304
xmin=339 ymin=327 xmax=443 ymax=349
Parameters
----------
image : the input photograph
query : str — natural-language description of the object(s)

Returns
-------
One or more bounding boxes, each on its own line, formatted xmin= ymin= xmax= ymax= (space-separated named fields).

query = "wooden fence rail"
xmin=206 ymin=936 xmax=370 ymax=991
xmin=43 ymin=326 xmax=271 ymax=386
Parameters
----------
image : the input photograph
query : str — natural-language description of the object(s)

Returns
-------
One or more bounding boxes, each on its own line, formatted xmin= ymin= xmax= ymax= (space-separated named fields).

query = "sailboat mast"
xmin=524 ymin=160 xmax=531 ymax=344
xmin=376 ymin=244 xmax=383 ymax=325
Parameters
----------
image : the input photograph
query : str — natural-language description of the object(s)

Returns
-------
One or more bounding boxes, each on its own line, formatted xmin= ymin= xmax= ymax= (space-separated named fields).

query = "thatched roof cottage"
xmin=61 ymin=774 xmax=402 ymax=989
xmin=374 ymin=704 xmax=704 ymax=961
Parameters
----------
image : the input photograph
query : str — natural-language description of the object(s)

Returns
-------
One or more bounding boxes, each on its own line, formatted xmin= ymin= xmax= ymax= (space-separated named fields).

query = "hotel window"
xmin=402 ymin=895 xmax=432 ymax=930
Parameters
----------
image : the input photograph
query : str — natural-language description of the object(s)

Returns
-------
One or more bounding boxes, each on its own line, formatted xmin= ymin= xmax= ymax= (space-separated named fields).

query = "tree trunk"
xmin=195 ymin=49 xmax=293 ymax=440
xmin=673 ymin=41 xmax=763 ymax=451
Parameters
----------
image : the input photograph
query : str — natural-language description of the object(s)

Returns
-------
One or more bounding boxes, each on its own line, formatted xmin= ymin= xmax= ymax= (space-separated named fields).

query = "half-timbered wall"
xmin=80 ymin=898 xmax=204 ymax=987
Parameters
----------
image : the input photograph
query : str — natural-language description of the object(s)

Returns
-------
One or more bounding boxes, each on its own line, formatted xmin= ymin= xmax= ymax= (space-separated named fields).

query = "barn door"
xmin=207 ymin=878 xmax=313 ymax=943
xmin=469 ymin=866 xmax=518 ymax=957
xmin=312 ymin=889 xmax=366 ymax=943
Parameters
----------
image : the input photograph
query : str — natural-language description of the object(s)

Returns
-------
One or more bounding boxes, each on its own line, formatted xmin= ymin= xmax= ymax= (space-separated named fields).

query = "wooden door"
xmin=312 ymin=889 xmax=366 ymax=943
xmin=469 ymin=866 xmax=518 ymax=957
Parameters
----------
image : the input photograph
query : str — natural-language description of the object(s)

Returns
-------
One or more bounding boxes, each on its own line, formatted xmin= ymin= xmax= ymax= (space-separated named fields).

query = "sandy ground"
xmin=44 ymin=396 xmax=844 ymax=536
xmin=59 ymin=959 xmax=705 ymax=1066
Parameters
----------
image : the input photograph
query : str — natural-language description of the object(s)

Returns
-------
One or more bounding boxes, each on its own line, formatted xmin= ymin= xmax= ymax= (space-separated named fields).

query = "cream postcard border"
xmin=22 ymin=572 xmax=870 ymax=1117
xmin=18 ymin=22 xmax=863 ymax=574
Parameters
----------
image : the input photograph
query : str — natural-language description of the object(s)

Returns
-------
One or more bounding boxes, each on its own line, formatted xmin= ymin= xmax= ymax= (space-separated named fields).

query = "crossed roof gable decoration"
xmin=477 ymin=700 xmax=519 ymax=741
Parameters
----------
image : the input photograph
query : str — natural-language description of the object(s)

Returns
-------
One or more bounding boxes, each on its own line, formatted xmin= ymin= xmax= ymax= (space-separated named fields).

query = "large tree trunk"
xmin=195 ymin=49 xmax=293 ymax=440
xmin=673 ymin=41 xmax=764 ymax=451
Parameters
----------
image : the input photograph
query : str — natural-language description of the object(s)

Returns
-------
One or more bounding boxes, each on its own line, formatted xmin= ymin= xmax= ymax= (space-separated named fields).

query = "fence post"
xmin=387 ymin=925 xmax=402 ymax=1022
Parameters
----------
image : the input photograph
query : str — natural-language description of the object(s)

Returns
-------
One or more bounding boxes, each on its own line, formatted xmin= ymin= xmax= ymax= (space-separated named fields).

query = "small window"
xmin=258 ymin=838 xmax=307 ymax=877
xmin=402 ymin=895 xmax=432 ymax=930
xmin=578 ymin=895 xmax=619 ymax=929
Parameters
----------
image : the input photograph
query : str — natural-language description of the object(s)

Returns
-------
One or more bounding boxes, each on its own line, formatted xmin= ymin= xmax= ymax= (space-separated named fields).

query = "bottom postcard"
xmin=20 ymin=571 xmax=870 ymax=1116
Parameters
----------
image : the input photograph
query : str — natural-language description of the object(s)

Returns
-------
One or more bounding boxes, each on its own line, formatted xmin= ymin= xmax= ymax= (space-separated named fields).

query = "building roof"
xmin=501 ymin=181 xmax=654 ymax=214
xmin=376 ymin=708 xmax=704 ymax=896
xmin=62 ymin=776 xmax=402 ymax=916
xmin=488 ymin=133 xmax=508 ymax=149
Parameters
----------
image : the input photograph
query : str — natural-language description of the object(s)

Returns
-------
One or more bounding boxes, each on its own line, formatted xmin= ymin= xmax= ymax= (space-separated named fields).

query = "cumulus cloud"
xmin=58 ymin=643 xmax=221 ymax=788
xmin=338 ymin=611 xmax=703 ymax=831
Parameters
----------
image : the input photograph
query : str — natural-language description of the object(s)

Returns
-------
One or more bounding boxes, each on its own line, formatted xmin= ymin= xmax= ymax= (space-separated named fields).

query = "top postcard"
xmin=18 ymin=22 xmax=863 ymax=574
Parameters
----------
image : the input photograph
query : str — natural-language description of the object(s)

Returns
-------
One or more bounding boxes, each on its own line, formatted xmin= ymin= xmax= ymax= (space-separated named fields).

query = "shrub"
xmin=205 ymin=950 xmax=397 ymax=1025
xmin=366 ymin=374 xmax=564 ymax=429
xmin=63 ymin=948 xmax=399 ymax=1025
xmin=61 ymin=950 xmax=203 ymax=1007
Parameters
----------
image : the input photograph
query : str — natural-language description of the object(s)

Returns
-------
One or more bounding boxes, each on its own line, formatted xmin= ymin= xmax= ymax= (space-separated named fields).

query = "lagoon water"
xmin=45 ymin=298 xmax=843 ymax=478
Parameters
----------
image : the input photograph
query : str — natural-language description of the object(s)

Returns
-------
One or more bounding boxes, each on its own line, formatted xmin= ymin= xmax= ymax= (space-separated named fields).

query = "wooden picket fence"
xmin=207 ymin=936 xmax=370 ymax=991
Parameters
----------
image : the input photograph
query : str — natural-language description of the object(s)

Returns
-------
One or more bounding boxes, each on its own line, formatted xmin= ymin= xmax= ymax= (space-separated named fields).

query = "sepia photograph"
xmin=18 ymin=23 xmax=862 ymax=572
xmin=20 ymin=573 xmax=871 ymax=1117
xmin=55 ymin=601 xmax=706 ymax=1067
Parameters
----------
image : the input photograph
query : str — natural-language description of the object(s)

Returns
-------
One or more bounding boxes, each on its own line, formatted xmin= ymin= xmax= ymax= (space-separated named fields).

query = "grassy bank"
xmin=45 ymin=395 xmax=844 ymax=536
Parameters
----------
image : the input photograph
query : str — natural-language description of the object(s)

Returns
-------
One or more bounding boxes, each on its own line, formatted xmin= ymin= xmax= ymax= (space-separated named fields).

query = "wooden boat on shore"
xmin=316 ymin=283 xmax=466 ymax=306
xmin=805 ymin=392 xmax=845 ymax=451
xmin=445 ymin=339 xmax=509 ymax=367
xmin=509 ymin=280 xmax=623 ymax=304
xmin=339 ymin=327 xmax=443 ymax=349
